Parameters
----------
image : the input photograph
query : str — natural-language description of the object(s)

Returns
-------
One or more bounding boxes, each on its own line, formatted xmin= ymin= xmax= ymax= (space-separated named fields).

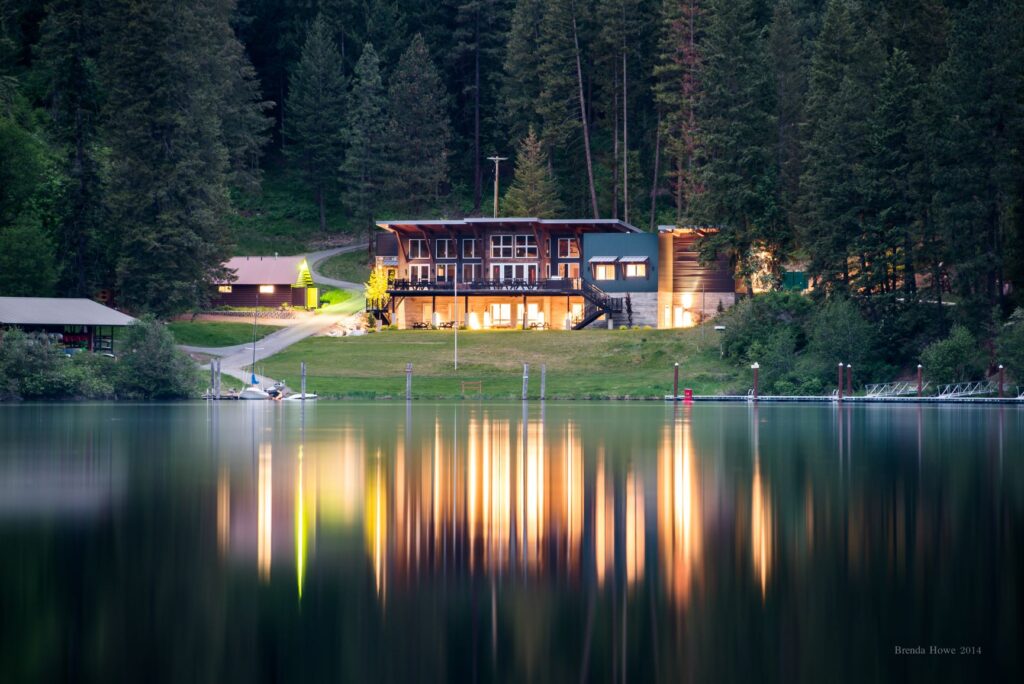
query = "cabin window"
xmin=435 ymin=239 xmax=455 ymax=259
xmin=514 ymin=234 xmax=538 ymax=258
xmin=557 ymin=263 xmax=580 ymax=279
xmin=409 ymin=264 xmax=431 ymax=282
xmin=462 ymin=238 xmax=480 ymax=259
xmin=436 ymin=264 xmax=456 ymax=282
xmin=259 ymin=285 xmax=275 ymax=293
xmin=557 ymin=238 xmax=580 ymax=258
xmin=462 ymin=263 xmax=480 ymax=282
xmin=408 ymin=238 xmax=428 ymax=259
xmin=490 ymin=234 xmax=513 ymax=258
xmin=624 ymin=263 xmax=647 ymax=278
xmin=218 ymin=285 xmax=232 ymax=293
xmin=593 ymin=264 xmax=616 ymax=281
xmin=489 ymin=303 xmax=511 ymax=326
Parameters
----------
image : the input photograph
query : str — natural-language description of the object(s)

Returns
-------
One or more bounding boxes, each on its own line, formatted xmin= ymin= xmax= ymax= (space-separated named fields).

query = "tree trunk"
xmin=571 ymin=4 xmax=599 ymax=219
xmin=649 ymin=113 xmax=661 ymax=232
xmin=622 ymin=51 xmax=629 ymax=225
xmin=612 ymin=67 xmax=619 ymax=219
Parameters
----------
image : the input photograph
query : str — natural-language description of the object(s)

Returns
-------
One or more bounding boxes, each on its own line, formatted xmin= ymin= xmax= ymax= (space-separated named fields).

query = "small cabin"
xmin=212 ymin=256 xmax=318 ymax=310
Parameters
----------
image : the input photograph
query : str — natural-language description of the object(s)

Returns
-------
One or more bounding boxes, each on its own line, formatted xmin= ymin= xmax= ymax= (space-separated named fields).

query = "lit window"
xmin=462 ymin=239 xmax=479 ymax=259
xmin=593 ymin=264 xmax=616 ymax=281
xmin=624 ymin=263 xmax=647 ymax=278
xmin=557 ymin=238 xmax=580 ymax=258
xmin=409 ymin=264 xmax=431 ymax=282
xmin=218 ymin=285 xmax=232 ymax=293
xmin=259 ymin=285 xmax=275 ymax=294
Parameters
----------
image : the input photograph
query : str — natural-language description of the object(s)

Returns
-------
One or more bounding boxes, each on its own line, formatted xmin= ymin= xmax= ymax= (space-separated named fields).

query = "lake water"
xmin=0 ymin=401 xmax=1021 ymax=682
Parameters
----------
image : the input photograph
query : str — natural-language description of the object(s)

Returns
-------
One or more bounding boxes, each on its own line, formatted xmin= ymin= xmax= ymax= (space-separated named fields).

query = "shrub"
xmin=859 ymin=293 xmax=950 ymax=367
xmin=116 ymin=316 xmax=199 ymax=399
xmin=0 ymin=329 xmax=116 ymax=399
xmin=805 ymin=298 xmax=890 ymax=384
xmin=920 ymin=325 xmax=987 ymax=383
xmin=719 ymin=291 xmax=813 ymax=359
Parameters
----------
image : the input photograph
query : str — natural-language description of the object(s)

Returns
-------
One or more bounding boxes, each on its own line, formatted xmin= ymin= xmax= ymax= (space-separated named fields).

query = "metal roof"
xmin=618 ymin=255 xmax=650 ymax=263
xmin=588 ymin=256 xmax=619 ymax=263
xmin=378 ymin=217 xmax=642 ymax=234
xmin=219 ymin=255 xmax=309 ymax=285
xmin=0 ymin=297 xmax=137 ymax=327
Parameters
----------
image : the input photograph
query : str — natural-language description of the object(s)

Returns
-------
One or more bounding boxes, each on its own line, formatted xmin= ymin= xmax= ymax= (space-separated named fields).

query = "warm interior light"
xmin=681 ymin=293 xmax=693 ymax=309
xmin=664 ymin=305 xmax=671 ymax=328
xmin=682 ymin=311 xmax=694 ymax=328
xmin=259 ymin=285 xmax=275 ymax=294
xmin=468 ymin=311 xmax=481 ymax=330
xmin=674 ymin=306 xmax=684 ymax=328
xmin=483 ymin=311 xmax=491 ymax=329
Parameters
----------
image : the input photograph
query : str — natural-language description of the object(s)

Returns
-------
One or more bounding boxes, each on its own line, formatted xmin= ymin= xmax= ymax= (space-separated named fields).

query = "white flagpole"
xmin=454 ymin=265 xmax=459 ymax=371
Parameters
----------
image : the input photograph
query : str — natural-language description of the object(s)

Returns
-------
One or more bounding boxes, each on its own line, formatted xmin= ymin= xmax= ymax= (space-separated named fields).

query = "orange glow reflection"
xmin=257 ymin=442 xmax=272 ymax=582
xmin=751 ymin=458 xmax=773 ymax=598
xmin=658 ymin=412 xmax=703 ymax=605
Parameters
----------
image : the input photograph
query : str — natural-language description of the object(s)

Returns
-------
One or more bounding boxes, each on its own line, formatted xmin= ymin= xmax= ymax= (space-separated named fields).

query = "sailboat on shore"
xmin=240 ymin=301 xmax=270 ymax=400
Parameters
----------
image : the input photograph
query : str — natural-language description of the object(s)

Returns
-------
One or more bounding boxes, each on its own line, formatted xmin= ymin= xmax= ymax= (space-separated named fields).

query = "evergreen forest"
xmin=1 ymin=0 xmax=1022 ymax=329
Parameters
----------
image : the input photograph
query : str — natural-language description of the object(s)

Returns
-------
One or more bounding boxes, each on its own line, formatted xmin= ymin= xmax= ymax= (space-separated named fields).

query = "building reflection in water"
xmin=219 ymin=404 xmax=794 ymax=604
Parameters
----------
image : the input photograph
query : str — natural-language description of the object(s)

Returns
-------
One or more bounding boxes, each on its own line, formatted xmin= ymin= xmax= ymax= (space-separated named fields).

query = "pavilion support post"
xmin=522 ymin=295 xmax=527 ymax=329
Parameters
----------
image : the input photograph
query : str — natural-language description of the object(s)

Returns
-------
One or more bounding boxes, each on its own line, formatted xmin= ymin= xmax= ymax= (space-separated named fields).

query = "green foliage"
xmin=165 ymin=320 xmax=276 ymax=347
xmin=502 ymin=126 xmax=564 ymax=217
xmin=116 ymin=316 xmax=199 ymax=399
xmin=318 ymin=249 xmax=371 ymax=283
xmin=718 ymin=292 xmax=813 ymax=360
xmin=341 ymin=43 xmax=387 ymax=238
xmin=0 ymin=328 xmax=115 ymax=399
xmin=364 ymin=266 xmax=389 ymax=309
xmin=385 ymin=34 xmax=451 ymax=210
xmin=920 ymin=325 xmax=987 ymax=384
xmin=805 ymin=298 xmax=883 ymax=379
xmin=996 ymin=308 xmax=1024 ymax=382
xmin=320 ymin=288 xmax=353 ymax=306
xmin=287 ymin=14 xmax=347 ymax=232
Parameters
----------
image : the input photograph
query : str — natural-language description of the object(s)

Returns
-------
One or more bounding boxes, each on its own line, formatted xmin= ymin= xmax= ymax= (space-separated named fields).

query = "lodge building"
xmin=370 ymin=218 xmax=735 ymax=329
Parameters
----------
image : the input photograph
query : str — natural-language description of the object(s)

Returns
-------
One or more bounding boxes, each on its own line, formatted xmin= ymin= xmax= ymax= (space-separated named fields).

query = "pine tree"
xmin=800 ymin=0 xmax=883 ymax=294
xmin=502 ymin=126 xmax=565 ymax=217
xmin=36 ymin=0 xmax=109 ymax=296
xmin=768 ymin=0 xmax=804 ymax=238
xmin=101 ymin=0 xmax=268 ymax=315
xmin=287 ymin=14 xmax=347 ymax=232
xmin=696 ymin=0 xmax=779 ymax=289
xmin=385 ymin=33 xmax=451 ymax=209
xmin=654 ymin=0 xmax=704 ymax=225
xmin=341 ymin=43 xmax=387 ymax=248
xmin=501 ymin=0 xmax=544 ymax=147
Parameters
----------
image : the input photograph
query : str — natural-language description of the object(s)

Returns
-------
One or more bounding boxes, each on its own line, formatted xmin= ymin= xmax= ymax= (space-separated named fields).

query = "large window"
xmin=436 ymin=264 xmax=456 ymax=282
xmin=515 ymin=234 xmax=538 ymax=258
xmin=462 ymin=263 xmax=480 ymax=282
xmin=490 ymin=234 xmax=513 ymax=258
xmin=259 ymin=285 xmax=275 ymax=293
xmin=218 ymin=285 xmax=232 ymax=293
xmin=557 ymin=263 xmax=581 ymax=279
xmin=409 ymin=264 xmax=431 ymax=282
xmin=491 ymin=263 xmax=537 ymax=282
xmin=489 ymin=303 xmax=512 ymax=327
xmin=624 ymin=263 xmax=647 ymax=278
xmin=408 ymin=238 xmax=428 ymax=259
xmin=593 ymin=264 xmax=616 ymax=281
xmin=435 ymin=239 xmax=455 ymax=259
xmin=462 ymin=238 xmax=480 ymax=259
xmin=557 ymin=237 xmax=580 ymax=258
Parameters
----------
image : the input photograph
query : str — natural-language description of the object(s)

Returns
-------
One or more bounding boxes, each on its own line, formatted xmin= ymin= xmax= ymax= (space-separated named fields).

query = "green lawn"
xmin=257 ymin=326 xmax=746 ymax=399
xmin=168 ymin=321 xmax=277 ymax=347
xmin=317 ymin=249 xmax=372 ymax=284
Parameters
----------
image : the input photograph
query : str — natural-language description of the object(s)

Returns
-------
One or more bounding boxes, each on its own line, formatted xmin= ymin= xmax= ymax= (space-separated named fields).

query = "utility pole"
xmin=487 ymin=155 xmax=507 ymax=218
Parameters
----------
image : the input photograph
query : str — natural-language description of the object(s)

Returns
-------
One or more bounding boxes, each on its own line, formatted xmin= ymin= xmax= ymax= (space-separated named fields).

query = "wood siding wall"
xmin=210 ymin=284 xmax=307 ymax=308
xmin=672 ymin=234 xmax=735 ymax=293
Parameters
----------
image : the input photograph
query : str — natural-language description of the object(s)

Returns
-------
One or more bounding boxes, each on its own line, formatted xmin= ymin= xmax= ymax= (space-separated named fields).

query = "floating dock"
xmin=665 ymin=394 xmax=1024 ymax=404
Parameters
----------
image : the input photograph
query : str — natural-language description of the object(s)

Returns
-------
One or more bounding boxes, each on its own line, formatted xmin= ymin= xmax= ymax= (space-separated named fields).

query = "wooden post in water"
xmin=540 ymin=364 xmax=547 ymax=401
xmin=998 ymin=364 xmax=1004 ymax=398
xmin=751 ymin=362 xmax=760 ymax=401
xmin=210 ymin=363 xmax=216 ymax=398
xmin=301 ymin=361 xmax=307 ymax=398
xmin=673 ymin=362 xmax=679 ymax=399
xmin=522 ymin=363 xmax=529 ymax=401
xmin=215 ymin=360 xmax=221 ymax=398
xmin=846 ymin=364 xmax=853 ymax=396
xmin=917 ymin=364 xmax=923 ymax=397
xmin=406 ymin=363 xmax=413 ymax=401
xmin=837 ymin=363 xmax=844 ymax=402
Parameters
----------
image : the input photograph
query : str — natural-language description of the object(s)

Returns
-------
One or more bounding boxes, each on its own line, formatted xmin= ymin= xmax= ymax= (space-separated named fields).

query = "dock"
xmin=665 ymin=394 xmax=1024 ymax=404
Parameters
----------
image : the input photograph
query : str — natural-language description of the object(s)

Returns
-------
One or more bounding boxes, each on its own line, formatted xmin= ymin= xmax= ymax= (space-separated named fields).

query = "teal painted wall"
xmin=581 ymin=233 xmax=658 ymax=293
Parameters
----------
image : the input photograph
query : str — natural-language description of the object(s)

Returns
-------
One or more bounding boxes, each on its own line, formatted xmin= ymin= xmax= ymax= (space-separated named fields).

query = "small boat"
xmin=283 ymin=392 xmax=318 ymax=401
xmin=239 ymin=385 xmax=271 ymax=400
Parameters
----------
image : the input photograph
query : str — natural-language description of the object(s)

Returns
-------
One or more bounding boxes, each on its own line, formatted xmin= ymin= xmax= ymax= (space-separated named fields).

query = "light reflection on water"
xmin=0 ymin=401 xmax=1021 ymax=682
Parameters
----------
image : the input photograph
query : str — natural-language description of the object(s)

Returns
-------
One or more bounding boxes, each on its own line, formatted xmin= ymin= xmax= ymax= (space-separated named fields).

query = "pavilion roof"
xmin=0 ymin=297 xmax=137 ymax=327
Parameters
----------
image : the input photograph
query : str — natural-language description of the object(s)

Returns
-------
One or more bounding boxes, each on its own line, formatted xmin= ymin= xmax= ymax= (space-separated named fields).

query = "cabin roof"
xmin=0 ymin=297 xmax=137 ymax=327
xmin=219 ymin=256 xmax=309 ymax=285
xmin=377 ymin=217 xmax=642 ymax=234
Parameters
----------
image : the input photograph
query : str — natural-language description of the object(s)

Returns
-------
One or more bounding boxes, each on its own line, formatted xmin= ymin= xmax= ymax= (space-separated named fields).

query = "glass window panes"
xmin=490 ymin=235 xmax=514 ymax=258
xmin=515 ymin=234 xmax=538 ymax=258
xmin=557 ymin=238 xmax=580 ymax=258
xmin=593 ymin=264 xmax=616 ymax=280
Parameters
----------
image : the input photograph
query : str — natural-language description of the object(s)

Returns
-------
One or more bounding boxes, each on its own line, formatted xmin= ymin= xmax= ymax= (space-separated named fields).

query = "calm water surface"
xmin=1 ymin=401 xmax=1021 ymax=682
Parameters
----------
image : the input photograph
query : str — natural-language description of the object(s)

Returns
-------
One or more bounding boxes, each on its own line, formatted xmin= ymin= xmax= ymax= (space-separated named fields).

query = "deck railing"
xmin=388 ymin=277 xmax=585 ymax=293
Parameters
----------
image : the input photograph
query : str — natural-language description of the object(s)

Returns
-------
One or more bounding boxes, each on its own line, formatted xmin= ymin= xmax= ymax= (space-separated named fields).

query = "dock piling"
xmin=838 ymin=363 xmax=844 ymax=401
xmin=673 ymin=362 xmax=679 ymax=399
xmin=998 ymin=364 xmax=1004 ymax=398
xmin=540 ymin=364 xmax=546 ymax=401
xmin=301 ymin=361 xmax=307 ymax=398
xmin=751 ymin=362 xmax=760 ymax=401
xmin=917 ymin=364 xmax=923 ymax=398
xmin=406 ymin=363 xmax=413 ymax=401
xmin=846 ymin=364 xmax=853 ymax=396
xmin=522 ymin=363 xmax=530 ymax=401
